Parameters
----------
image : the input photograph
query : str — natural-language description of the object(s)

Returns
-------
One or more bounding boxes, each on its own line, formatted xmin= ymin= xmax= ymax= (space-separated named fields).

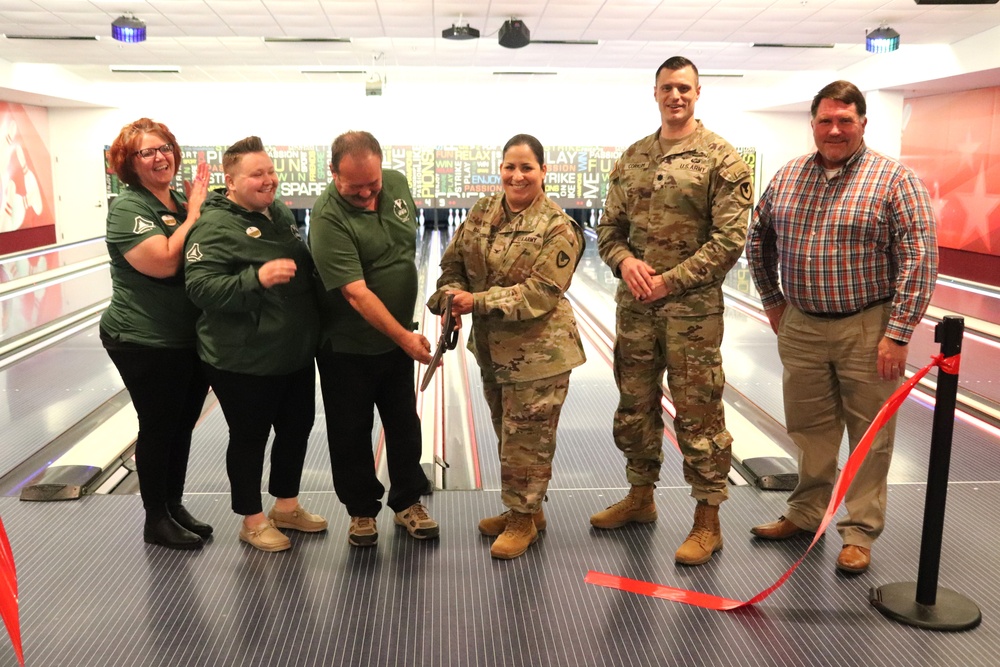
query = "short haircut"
xmin=330 ymin=131 xmax=382 ymax=174
xmin=222 ymin=136 xmax=266 ymax=175
xmin=655 ymin=56 xmax=699 ymax=83
xmin=811 ymin=80 xmax=867 ymax=118
xmin=502 ymin=134 xmax=545 ymax=166
xmin=108 ymin=118 xmax=181 ymax=188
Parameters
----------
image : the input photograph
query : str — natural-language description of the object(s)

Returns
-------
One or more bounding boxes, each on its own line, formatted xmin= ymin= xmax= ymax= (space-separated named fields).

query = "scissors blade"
xmin=419 ymin=292 xmax=457 ymax=392
xmin=420 ymin=341 xmax=445 ymax=391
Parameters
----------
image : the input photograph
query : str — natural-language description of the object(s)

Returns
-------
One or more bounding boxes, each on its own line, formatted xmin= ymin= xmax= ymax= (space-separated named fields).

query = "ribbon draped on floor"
xmin=0 ymin=517 xmax=24 ymax=665
xmin=585 ymin=353 xmax=958 ymax=611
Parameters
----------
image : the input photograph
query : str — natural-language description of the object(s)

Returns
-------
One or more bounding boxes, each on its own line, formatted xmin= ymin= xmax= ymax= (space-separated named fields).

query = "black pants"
xmin=103 ymin=340 xmax=209 ymax=517
xmin=205 ymin=363 xmax=316 ymax=516
xmin=316 ymin=345 xmax=426 ymax=517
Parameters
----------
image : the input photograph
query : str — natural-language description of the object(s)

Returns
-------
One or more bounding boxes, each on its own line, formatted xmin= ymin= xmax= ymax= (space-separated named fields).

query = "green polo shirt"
xmin=100 ymin=185 xmax=199 ymax=348
xmin=309 ymin=169 xmax=418 ymax=355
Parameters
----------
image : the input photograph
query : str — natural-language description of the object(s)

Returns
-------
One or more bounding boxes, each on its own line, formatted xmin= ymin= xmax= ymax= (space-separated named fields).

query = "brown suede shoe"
xmin=750 ymin=516 xmax=808 ymax=540
xmin=268 ymin=504 xmax=328 ymax=533
xmin=239 ymin=519 xmax=291 ymax=552
xmin=836 ymin=545 xmax=871 ymax=574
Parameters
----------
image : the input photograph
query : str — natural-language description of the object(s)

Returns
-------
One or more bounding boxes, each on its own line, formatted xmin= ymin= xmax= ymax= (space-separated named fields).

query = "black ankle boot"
xmin=144 ymin=515 xmax=203 ymax=550
xmin=168 ymin=504 xmax=214 ymax=538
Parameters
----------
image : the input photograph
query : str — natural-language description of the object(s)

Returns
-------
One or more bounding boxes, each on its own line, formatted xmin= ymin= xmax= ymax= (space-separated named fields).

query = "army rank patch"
xmin=185 ymin=243 xmax=203 ymax=262
xmin=246 ymin=226 xmax=262 ymax=238
xmin=556 ymin=251 xmax=571 ymax=268
xmin=132 ymin=215 xmax=156 ymax=234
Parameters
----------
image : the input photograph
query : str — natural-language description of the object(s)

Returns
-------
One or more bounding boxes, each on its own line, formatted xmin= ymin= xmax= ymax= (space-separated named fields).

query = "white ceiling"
xmin=1 ymin=0 xmax=999 ymax=85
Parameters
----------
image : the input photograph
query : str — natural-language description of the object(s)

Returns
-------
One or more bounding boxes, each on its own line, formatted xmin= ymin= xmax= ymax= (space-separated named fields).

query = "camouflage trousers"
xmin=482 ymin=371 xmax=571 ymax=514
xmin=612 ymin=307 xmax=732 ymax=505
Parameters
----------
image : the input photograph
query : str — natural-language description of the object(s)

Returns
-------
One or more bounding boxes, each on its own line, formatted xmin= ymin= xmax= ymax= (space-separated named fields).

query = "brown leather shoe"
xmin=836 ymin=545 xmax=871 ymax=574
xmin=750 ymin=516 xmax=807 ymax=540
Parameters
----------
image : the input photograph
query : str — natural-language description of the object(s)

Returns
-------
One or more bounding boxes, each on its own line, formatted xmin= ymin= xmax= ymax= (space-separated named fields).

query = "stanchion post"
xmin=869 ymin=315 xmax=981 ymax=631
xmin=915 ymin=316 xmax=962 ymax=604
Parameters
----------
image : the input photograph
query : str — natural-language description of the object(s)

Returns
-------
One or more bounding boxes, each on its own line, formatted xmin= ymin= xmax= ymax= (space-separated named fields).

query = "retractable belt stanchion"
xmin=869 ymin=315 xmax=982 ymax=631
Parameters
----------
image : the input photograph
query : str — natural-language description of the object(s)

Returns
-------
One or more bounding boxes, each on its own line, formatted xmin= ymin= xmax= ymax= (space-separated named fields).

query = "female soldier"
xmin=428 ymin=134 xmax=586 ymax=559
xmin=102 ymin=118 xmax=211 ymax=550
xmin=184 ymin=136 xmax=324 ymax=552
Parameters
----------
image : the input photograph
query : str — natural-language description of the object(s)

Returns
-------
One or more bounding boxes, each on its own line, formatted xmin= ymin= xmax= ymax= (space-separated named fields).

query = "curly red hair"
xmin=108 ymin=118 xmax=182 ymax=188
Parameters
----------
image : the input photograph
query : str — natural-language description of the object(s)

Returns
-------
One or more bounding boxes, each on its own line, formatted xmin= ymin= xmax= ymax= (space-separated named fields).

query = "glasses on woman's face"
xmin=134 ymin=143 xmax=174 ymax=160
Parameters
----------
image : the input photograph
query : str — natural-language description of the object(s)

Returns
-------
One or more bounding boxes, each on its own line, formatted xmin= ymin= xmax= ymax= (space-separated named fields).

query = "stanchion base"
xmin=870 ymin=582 xmax=982 ymax=631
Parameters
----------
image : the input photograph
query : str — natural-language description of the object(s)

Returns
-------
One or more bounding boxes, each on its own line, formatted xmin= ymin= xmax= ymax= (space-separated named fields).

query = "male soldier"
xmin=309 ymin=130 xmax=438 ymax=547
xmin=747 ymin=81 xmax=938 ymax=573
xmin=593 ymin=56 xmax=753 ymax=566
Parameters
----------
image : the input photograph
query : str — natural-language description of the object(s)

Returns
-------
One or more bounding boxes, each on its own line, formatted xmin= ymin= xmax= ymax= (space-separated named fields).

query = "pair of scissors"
xmin=420 ymin=293 xmax=459 ymax=391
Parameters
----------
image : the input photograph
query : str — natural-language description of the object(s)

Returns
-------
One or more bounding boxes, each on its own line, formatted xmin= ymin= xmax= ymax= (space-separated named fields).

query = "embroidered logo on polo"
xmin=186 ymin=243 xmax=203 ymax=262
xmin=161 ymin=214 xmax=177 ymax=227
xmin=246 ymin=227 xmax=261 ymax=238
xmin=393 ymin=198 xmax=410 ymax=222
xmin=133 ymin=216 xmax=156 ymax=234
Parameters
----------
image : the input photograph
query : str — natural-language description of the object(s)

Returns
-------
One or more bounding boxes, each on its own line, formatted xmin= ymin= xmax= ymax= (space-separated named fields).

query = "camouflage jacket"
xmin=428 ymin=192 xmax=586 ymax=383
xmin=597 ymin=123 xmax=753 ymax=316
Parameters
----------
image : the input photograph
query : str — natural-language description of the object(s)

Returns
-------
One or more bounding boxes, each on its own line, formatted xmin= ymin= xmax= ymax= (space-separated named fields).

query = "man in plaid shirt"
xmin=746 ymin=80 xmax=938 ymax=574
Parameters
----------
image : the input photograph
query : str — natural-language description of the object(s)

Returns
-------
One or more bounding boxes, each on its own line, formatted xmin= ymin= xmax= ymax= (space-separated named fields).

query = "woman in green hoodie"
xmin=184 ymin=136 xmax=324 ymax=552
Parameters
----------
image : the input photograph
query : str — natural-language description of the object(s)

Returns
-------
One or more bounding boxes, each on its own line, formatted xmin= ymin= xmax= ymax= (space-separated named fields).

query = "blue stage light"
xmin=112 ymin=15 xmax=146 ymax=44
xmin=866 ymin=26 xmax=899 ymax=54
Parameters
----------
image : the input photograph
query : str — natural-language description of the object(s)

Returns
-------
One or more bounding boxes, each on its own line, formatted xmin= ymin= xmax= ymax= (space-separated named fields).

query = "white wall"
xmin=34 ymin=72 xmax=929 ymax=244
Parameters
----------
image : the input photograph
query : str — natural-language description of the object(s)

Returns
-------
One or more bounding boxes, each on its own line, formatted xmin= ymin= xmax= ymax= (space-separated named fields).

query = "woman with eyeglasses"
xmin=101 ymin=118 xmax=212 ymax=550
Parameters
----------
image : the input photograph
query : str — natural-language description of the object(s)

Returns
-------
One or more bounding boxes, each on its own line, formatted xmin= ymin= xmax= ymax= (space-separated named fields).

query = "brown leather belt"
xmin=803 ymin=296 xmax=892 ymax=320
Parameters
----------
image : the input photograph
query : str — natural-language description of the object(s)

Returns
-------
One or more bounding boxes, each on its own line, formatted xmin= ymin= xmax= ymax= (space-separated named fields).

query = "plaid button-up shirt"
xmin=747 ymin=144 xmax=938 ymax=343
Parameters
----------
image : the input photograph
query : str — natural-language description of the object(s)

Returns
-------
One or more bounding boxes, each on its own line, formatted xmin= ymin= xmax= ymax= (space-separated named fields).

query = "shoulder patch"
xmin=739 ymin=180 xmax=753 ymax=205
xmin=556 ymin=251 xmax=571 ymax=268
xmin=186 ymin=243 xmax=203 ymax=263
xmin=133 ymin=216 xmax=156 ymax=234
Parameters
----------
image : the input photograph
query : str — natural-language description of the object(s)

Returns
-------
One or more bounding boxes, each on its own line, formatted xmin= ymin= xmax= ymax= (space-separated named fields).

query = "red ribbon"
xmin=0 ymin=518 xmax=23 ymax=665
xmin=585 ymin=353 xmax=957 ymax=610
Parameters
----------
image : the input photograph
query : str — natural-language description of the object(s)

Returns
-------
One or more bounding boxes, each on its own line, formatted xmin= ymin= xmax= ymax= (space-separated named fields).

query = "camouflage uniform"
xmin=597 ymin=123 xmax=752 ymax=505
xmin=429 ymin=192 xmax=585 ymax=513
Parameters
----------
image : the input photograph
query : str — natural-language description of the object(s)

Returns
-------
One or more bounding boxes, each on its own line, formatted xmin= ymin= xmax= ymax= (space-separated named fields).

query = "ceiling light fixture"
xmin=752 ymin=42 xmax=834 ymax=49
xmin=110 ymin=65 xmax=180 ymax=73
xmin=442 ymin=16 xmax=480 ymax=41
xmin=3 ymin=34 xmax=99 ymax=41
xmin=112 ymin=14 xmax=146 ymax=43
xmin=264 ymin=37 xmax=351 ymax=43
xmin=866 ymin=25 xmax=900 ymax=53
xmin=498 ymin=18 xmax=530 ymax=49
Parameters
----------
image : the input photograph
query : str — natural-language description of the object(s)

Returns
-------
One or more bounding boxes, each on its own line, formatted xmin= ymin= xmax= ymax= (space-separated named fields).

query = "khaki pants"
xmin=778 ymin=303 xmax=900 ymax=548
xmin=483 ymin=372 xmax=571 ymax=514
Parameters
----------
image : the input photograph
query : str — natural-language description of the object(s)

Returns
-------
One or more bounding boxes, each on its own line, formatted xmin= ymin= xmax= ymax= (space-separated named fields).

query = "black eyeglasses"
xmin=134 ymin=143 xmax=174 ymax=159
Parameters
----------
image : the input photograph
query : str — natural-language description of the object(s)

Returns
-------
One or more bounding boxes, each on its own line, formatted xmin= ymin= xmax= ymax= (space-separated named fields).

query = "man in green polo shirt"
xmin=310 ymin=130 xmax=438 ymax=547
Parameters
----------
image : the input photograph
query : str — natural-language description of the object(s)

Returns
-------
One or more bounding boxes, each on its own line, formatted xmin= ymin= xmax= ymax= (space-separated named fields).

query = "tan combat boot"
xmin=674 ymin=501 xmax=723 ymax=565
xmin=479 ymin=508 xmax=546 ymax=537
xmin=490 ymin=511 xmax=539 ymax=559
xmin=590 ymin=484 xmax=657 ymax=529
